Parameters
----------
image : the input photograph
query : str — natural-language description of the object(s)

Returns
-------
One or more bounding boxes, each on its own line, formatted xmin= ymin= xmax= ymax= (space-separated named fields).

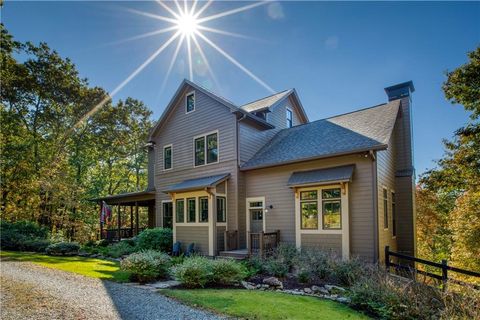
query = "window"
xmin=206 ymin=133 xmax=218 ymax=163
xmin=286 ymin=108 xmax=293 ymax=128
xmin=187 ymin=198 xmax=196 ymax=223
xmin=392 ymin=192 xmax=396 ymax=237
xmin=300 ymin=190 xmax=318 ymax=229
xmin=254 ymin=111 xmax=267 ymax=120
xmin=186 ymin=92 xmax=195 ymax=113
xmin=383 ymin=188 xmax=389 ymax=229
xmin=164 ymin=145 xmax=172 ymax=170
xmin=176 ymin=199 xmax=184 ymax=223
xmin=194 ymin=132 xmax=218 ymax=166
xmin=217 ymin=197 xmax=226 ymax=222
xmin=194 ymin=137 xmax=205 ymax=166
xmin=199 ymin=197 xmax=208 ymax=222
xmin=322 ymin=188 xmax=341 ymax=229
xmin=251 ymin=210 xmax=263 ymax=220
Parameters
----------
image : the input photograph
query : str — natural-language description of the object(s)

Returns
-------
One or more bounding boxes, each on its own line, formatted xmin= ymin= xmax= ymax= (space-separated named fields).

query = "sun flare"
xmin=176 ymin=12 xmax=199 ymax=37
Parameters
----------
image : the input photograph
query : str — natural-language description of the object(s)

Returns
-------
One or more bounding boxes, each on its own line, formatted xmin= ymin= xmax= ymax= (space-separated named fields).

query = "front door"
xmin=162 ymin=202 xmax=173 ymax=229
xmin=250 ymin=209 xmax=263 ymax=233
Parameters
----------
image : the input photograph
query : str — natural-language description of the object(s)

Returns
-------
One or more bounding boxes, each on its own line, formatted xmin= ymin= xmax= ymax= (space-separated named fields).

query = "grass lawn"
xmin=162 ymin=289 xmax=370 ymax=320
xmin=0 ymin=250 xmax=130 ymax=282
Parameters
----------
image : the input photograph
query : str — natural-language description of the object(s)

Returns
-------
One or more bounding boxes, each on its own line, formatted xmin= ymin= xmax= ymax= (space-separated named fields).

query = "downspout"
xmin=370 ymin=150 xmax=379 ymax=262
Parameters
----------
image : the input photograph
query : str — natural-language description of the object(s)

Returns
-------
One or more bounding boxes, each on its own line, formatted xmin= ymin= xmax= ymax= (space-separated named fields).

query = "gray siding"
xmin=176 ymin=226 xmax=209 ymax=254
xmin=301 ymin=234 xmax=342 ymax=256
xmin=151 ymin=84 xmax=239 ymax=230
xmin=245 ymin=154 xmax=376 ymax=261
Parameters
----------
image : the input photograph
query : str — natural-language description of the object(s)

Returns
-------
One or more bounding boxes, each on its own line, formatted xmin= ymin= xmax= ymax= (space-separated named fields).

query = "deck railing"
xmin=248 ymin=230 xmax=280 ymax=256
xmin=101 ymin=227 xmax=145 ymax=241
xmin=385 ymin=246 xmax=480 ymax=291
xmin=224 ymin=230 xmax=238 ymax=251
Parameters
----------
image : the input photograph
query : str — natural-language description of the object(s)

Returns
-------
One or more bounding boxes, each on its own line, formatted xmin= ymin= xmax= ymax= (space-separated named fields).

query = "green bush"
xmin=296 ymin=248 xmax=332 ymax=280
xmin=23 ymin=239 xmax=51 ymax=252
xmin=263 ymin=257 xmax=289 ymax=278
xmin=106 ymin=241 xmax=137 ymax=258
xmin=121 ymin=250 xmax=171 ymax=283
xmin=331 ymin=257 xmax=366 ymax=287
xmin=136 ymin=228 xmax=172 ymax=253
xmin=0 ymin=220 xmax=49 ymax=251
xmin=46 ymin=242 xmax=80 ymax=256
xmin=172 ymin=256 xmax=213 ymax=288
xmin=212 ymin=259 xmax=247 ymax=285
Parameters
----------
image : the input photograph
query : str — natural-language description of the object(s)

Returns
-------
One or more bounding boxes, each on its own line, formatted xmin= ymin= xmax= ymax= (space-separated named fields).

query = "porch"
xmin=91 ymin=189 xmax=156 ymax=241
xmin=219 ymin=230 xmax=280 ymax=259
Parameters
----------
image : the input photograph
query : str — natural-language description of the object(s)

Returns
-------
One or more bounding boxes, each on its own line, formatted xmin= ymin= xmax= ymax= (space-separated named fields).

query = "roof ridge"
xmin=240 ymin=89 xmax=292 ymax=108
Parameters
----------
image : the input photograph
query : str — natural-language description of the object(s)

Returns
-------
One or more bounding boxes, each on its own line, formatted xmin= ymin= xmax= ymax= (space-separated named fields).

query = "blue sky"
xmin=3 ymin=1 xmax=479 ymax=175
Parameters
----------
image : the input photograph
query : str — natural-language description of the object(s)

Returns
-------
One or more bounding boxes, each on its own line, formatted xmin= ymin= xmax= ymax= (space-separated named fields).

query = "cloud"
xmin=267 ymin=2 xmax=285 ymax=20
xmin=325 ymin=36 xmax=339 ymax=50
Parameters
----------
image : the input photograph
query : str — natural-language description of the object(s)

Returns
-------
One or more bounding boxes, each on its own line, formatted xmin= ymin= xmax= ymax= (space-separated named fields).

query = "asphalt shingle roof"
xmin=241 ymin=100 xmax=400 ymax=170
xmin=287 ymin=165 xmax=355 ymax=187
xmin=240 ymin=90 xmax=292 ymax=112
xmin=162 ymin=173 xmax=230 ymax=193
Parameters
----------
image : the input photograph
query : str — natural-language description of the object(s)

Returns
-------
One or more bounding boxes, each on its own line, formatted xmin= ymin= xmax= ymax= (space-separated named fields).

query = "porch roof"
xmin=90 ymin=189 xmax=155 ymax=206
xmin=163 ymin=173 xmax=230 ymax=193
xmin=287 ymin=165 xmax=355 ymax=187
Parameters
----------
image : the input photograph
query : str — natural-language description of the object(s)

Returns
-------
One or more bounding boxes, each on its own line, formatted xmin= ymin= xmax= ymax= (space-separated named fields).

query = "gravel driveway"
xmin=0 ymin=259 xmax=223 ymax=320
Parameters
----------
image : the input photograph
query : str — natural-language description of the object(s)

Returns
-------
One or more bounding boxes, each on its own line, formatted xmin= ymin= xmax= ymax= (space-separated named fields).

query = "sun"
xmin=176 ymin=12 xmax=199 ymax=37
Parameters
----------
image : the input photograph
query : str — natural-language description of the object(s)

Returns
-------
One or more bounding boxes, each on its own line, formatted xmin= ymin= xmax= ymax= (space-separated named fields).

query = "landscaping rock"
xmin=149 ymin=280 xmax=181 ymax=289
xmin=263 ymin=277 xmax=283 ymax=288
xmin=303 ymin=288 xmax=312 ymax=294
xmin=312 ymin=285 xmax=329 ymax=295
xmin=241 ymin=281 xmax=256 ymax=290
xmin=325 ymin=284 xmax=346 ymax=292
xmin=336 ymin=297 xmax=351 ymax=304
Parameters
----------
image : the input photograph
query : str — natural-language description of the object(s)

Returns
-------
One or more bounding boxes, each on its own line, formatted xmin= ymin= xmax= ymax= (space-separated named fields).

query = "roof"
xmin=148 ymin=80 xmax=273 ymax=140
xmin=162 ymin=173 xmax=230 ymax=193
xmin=241 ymin=90 xmax=292 ymax=112
xmin=241 ymin=100 xmax=401 ymax=170
xmin=287 ymin=165 xmax=355 ymax=187
xmin=90 ymin=189 xmax=156 ymax=205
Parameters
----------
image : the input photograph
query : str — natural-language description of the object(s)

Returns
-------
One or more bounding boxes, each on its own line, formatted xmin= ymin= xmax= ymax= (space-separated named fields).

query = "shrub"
xmin=121 ymin=250 xmax=171 ymax=283
xmin=273 ymin=243 xmax=298 ymax=270
xmin=23 ymin=239 xmax=51 ymax=252
xmin=96 ymin=239 xmax=110 ymax=247
xmin=212 ymin=259 xmax=247 ymax=285
xmin=297 ymin=269 xmax=310 ymax=284
xmin=106 ymin=241 xmax=137 ymax=258
xmin=0 ymin=220 xmax=49 ymax=251
xmin=263 ymin=257 xmax=289 ymax=278
xmin=172 ymin=256 xmax=213 ymax=288
xmin=46 ymin=242 xmax=80 ymax=256
xmin=331 ymin=257 xmax=367 ymax=287
xmin=296 ymin=248 xmax=332 ymax=280
xmin=136 ymin=228 xmax=173 ymax=253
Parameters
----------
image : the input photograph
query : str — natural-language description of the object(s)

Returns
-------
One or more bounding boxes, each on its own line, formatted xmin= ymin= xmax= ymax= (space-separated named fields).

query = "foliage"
xmin=263 ymin=257 xmax=290 ymax=278
xmin=211 ymin=259 xmax=247 ymax=285
xmin=120 ymin=250 xmax=171 ymax=283
xmin=0 ymin=220 xmax=49 ymax=251
xmin=331 ymin=257 xmax=367 ymax=287
xmin=349 ymin=268 xmax=480 ymax=320
xmin=296 ymin=247 xmax=332 ymax=280
xmin=0 ymin=25 xmax=153 ymax=242
xmin=162 ymin=289 xmax=369 ymax=320
xmin=417 ymin=46 xmax=480 ymax=276
xmin=136 ymin=228 xmax=173 ymax=253
xmin=45 ymin=242 xmax=80 ymax=256
xmin=1 ymin=250 xmax=130 ymax=282
xmin=172 ymin=256 xmax=214 ymax=288
xmin=105 ymin=241 xmax=137 ymax=258
xmin=443 ymin=46 xmax=480 ymax=119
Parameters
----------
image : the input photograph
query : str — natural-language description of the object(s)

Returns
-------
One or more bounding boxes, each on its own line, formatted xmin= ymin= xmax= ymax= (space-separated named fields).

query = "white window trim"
xmin=174 ymin=198 xmax=186 ymax=224
xmin=286 ymin=107 xmax=293 ymax=128
xmin=173 ymin=191 xmax=210 ymax=227
xmin=193 ymin=130 xmax=220 ymax=168
xmin=295 ymin=183 xmax=350 ymax=260
xmin=382 ymin=186 xmax=389 ymax=231
xmin=161 ymin=200 xmax=172 ymax=228
xmin=391 ymin=189 xmax=396 ymax=239
xmin=163 ymin=144 xmax=173 ymax=171
xmin=185 ymin=91 xmax=195 ymax=114
xmin=246 ymin=196 xmax=266 ymax=250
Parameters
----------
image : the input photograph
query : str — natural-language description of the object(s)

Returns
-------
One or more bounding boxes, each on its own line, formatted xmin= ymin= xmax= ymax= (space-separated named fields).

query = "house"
xmin=95 ymin=79 xmax=416 ymax=262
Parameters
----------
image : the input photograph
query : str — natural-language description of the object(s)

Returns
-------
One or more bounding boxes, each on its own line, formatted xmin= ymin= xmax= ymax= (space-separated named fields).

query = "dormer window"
xmin=186 ymin=91 xmax=195 ymax=113
xmin=286 ymin=108 xmax=293 ymax=128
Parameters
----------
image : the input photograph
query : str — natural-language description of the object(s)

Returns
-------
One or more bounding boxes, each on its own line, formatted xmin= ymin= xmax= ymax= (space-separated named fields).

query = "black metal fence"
xmin=385 ymin=246 xmax=480 ymax=290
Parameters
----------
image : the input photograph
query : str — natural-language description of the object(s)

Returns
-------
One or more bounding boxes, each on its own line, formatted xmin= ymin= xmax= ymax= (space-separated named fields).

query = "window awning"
xmin=163 ymin=173 xmax=230 ymax=193
xmin=287 ymin=165 xmax=355 ymax=187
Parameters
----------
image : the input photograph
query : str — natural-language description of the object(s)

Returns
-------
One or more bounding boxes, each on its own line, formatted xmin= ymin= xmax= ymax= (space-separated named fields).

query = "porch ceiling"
xmin=90 ymin=189 xmax=155 ymax=206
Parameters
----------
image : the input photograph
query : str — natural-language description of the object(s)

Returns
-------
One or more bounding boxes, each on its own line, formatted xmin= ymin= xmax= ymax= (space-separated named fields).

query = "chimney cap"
xmin=384 ymin=81 xmax=415 ymax=101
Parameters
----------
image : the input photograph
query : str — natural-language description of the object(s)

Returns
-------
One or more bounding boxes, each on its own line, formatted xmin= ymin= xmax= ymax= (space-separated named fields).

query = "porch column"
xmin=117 ymin=205 xmax=121 ymax=241
xmin=135 ymin=202 xmax=139 ymax=235
xmin=130 ymin=206 xmax=133 ymax=236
